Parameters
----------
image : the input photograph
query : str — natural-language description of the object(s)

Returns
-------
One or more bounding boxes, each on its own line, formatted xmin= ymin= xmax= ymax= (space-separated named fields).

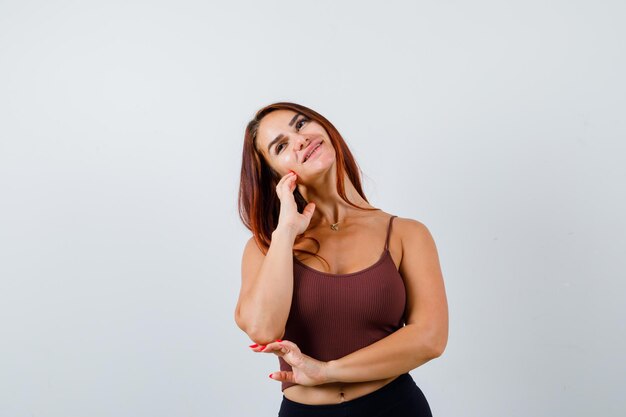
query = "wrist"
xmin=273 ymin=224 xmax=298 ymax=241
xmin=324 ymin=359 xmax=341 ymax=384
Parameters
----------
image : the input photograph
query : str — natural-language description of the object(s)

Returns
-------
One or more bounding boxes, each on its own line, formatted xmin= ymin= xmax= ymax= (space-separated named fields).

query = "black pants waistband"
xmin=278 ymin=373 xmax=433 ymax=417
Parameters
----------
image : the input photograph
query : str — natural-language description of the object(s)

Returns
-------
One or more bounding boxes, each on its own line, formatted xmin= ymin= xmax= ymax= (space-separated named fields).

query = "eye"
xmin=295 ymin=117 xmax=308 ymax=131
xmin=275 ymin=142 xmax=286 ymax=154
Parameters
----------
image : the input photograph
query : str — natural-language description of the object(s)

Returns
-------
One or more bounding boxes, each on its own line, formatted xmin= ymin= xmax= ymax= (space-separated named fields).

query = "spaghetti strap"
xmin=384 ymin=215 xmax=397 ymax=251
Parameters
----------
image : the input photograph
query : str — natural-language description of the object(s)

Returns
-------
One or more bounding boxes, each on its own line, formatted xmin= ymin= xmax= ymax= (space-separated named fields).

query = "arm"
xmin=234 ymin=226 xmax=298 ymax=345
xmin=235 ymin=171 xmax=317 ymax=346
xmin=262 ymin=219 xmax=449 ymax=385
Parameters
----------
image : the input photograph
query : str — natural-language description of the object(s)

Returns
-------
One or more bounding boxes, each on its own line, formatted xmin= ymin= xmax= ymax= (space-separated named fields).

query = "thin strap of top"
xmin=384 ymin=215 xmax=397 ymax=252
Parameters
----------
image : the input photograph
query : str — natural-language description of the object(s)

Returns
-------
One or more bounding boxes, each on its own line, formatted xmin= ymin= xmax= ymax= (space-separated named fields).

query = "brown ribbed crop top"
xmin=278 ymin=215 xmax=407 ymax=391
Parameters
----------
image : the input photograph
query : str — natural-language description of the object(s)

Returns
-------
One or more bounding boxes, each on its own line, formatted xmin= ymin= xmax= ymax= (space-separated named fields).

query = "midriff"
xmin=282 ymin=375 xmax=400 ymax=405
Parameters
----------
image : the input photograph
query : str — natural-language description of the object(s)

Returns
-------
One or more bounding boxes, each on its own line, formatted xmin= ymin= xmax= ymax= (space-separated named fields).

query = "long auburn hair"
xmin=238 ymin=102 xmax=378 ymax=259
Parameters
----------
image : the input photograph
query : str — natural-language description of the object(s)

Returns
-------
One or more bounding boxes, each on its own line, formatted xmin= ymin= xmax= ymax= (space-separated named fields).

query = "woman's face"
xmin=255 ymin=110 xmax=336 ymax=179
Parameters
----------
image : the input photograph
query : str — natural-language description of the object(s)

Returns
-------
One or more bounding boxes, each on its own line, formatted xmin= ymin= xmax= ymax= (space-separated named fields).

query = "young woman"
xmin=235 ymin=102 xmax=448 ymax=416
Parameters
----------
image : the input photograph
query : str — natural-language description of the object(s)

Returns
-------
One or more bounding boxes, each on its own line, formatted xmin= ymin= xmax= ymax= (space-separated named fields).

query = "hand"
xmin=249 ymin=339 xmax=330 ymax=386
xmin=275 ymin=171 xmax=316 ymax=236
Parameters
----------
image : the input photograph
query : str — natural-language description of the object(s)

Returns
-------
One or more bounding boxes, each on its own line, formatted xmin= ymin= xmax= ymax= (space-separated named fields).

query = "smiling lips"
xmin=303 ymin=141 xmax=323 ymax=163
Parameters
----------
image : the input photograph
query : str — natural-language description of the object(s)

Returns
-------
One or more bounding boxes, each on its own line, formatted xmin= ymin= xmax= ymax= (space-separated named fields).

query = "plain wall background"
xmin=1 ymin=1 xmax=624 ymax=416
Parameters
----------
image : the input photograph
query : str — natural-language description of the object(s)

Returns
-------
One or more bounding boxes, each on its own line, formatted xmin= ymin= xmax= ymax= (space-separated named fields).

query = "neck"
xmin=297 ymin=171 xmax=376 ymax=228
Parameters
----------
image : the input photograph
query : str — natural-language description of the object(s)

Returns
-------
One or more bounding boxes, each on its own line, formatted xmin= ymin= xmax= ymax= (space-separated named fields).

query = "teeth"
xmin=305 ymin=143 xmax=321 ymax=162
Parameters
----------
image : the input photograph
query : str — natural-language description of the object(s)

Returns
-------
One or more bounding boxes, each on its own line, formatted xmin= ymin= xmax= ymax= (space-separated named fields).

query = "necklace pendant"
xmin=330 ymin=222 xmax=340 ymax=231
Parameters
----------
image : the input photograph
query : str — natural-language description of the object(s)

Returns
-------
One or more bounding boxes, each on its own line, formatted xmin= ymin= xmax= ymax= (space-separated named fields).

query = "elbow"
xmin=428 ymin=332 xmax=448 ymax=358
xmin=413 ymin=325 xmax=447 ymax=360
xmin=234 ymin=307 xmax=285 ymax=345
xmin=235 ymin=311 xmax=284 ymax=345
xmin=246 ymin=327 xmax=285 ymax=346
xmin=234 ymin=308 xmax=248 ymax=333
xmin=430 ymin=340 xmax=446 ymax=358
xmin=417 ymin=339 xmax=445 ymax=362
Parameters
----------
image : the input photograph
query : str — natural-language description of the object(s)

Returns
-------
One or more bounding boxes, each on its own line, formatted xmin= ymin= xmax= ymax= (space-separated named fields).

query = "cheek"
xmin=282 ymin=153 xmax=298 ymax=165
xmin=321 ymin=142 xmax=336 ymax=159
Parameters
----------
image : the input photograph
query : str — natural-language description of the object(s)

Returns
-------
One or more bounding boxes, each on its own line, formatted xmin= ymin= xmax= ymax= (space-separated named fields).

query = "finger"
xmin=259 ymin=341 xmax=286 ymax=354
xmin=263 ymin=341 xmax=302 ymax=363
xmin=275 ymin=339 xmax=300 ymax=353
xmin=286 ymin=173 xmax=298 ymax=188
xmin=269 ymin=371 xmax=295 ymax=383
xmin=275 ymin=176 xmax=289 ymax=191
xmin=248 ymin=344 xmax=266 ymax=352
xmin=289 ymin=176 xmax=298 ymax=191
xmin=276 ymin=173 xmax=297 ymax=194
xmin=303 ymin=202 xmax=316 ymax=219
xmin=276 ymin=172 xmax=294 ymax=187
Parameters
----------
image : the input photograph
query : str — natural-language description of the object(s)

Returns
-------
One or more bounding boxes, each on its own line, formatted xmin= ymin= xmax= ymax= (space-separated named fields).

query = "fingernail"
xmin=260 ymin=345 xmax=267 ymax=351
xmin=249 ymin=344 xmax=258 ymax=348
xmin=269 ymin=373 xmax=273 ymax=379
xmin=276 ymin=339 xmax=282 ymax=342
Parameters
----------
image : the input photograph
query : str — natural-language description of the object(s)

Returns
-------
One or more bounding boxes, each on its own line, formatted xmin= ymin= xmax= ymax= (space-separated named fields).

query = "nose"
xmin=296 ymin=135 xmax=309 ymax=150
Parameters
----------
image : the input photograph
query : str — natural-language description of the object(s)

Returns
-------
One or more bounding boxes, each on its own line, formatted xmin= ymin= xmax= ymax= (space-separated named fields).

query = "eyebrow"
xmin=266 ymin=113 xmax=303 ymax=154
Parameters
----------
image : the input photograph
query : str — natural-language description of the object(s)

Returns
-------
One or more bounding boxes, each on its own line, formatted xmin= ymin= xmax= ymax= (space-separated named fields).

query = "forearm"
xmin=238 ymin=227 xmax=297 ymax=343
xmin=325 ymin=324 xmax=444 ymax=383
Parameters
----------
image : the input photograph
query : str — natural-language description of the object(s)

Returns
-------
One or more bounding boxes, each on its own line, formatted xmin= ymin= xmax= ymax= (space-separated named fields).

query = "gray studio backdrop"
xmin=1 ymin=1 xmax=624 ymax=416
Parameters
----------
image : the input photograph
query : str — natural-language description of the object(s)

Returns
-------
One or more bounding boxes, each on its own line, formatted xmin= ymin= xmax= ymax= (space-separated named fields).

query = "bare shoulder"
xmin=242 ymin=235 xmax=265 ymax=256
xmin=393 ymin=217 xmax=435 ymax=244
xmin=241 ymin=235 xmax=266 ymax=271
xmin=392 ymin=217 xmax=439 ymax=264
